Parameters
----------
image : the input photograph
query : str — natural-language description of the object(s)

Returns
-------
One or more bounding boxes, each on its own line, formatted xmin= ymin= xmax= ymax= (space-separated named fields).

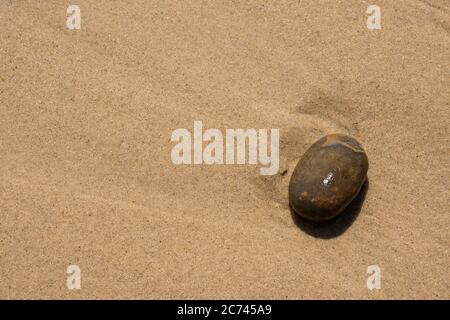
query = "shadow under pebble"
xmin=290 ymin=179 xmax=369 ymax=239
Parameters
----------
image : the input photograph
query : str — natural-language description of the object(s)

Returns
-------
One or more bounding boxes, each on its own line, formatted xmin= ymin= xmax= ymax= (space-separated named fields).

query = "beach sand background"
xmin=0 ymin=0 xmax=448 ymax=299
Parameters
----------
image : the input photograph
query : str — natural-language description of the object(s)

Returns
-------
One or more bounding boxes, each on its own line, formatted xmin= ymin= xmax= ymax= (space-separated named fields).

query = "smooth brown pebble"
xmin=289 ymin=134 xmax=369 ymax=222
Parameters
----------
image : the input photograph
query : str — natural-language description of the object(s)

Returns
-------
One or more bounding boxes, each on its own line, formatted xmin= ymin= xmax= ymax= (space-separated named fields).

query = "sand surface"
xmin=1 ymin=1 xmax=449 ymax=299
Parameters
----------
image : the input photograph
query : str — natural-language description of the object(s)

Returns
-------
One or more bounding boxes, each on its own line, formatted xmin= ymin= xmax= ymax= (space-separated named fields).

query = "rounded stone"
xmin=288 ymin=134 xmax=369 ymax=222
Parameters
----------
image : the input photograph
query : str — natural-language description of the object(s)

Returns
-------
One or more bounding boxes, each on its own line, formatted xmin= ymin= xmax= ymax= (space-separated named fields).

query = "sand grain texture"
xmin=0 ymin=0 xmax=449 ymax=299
